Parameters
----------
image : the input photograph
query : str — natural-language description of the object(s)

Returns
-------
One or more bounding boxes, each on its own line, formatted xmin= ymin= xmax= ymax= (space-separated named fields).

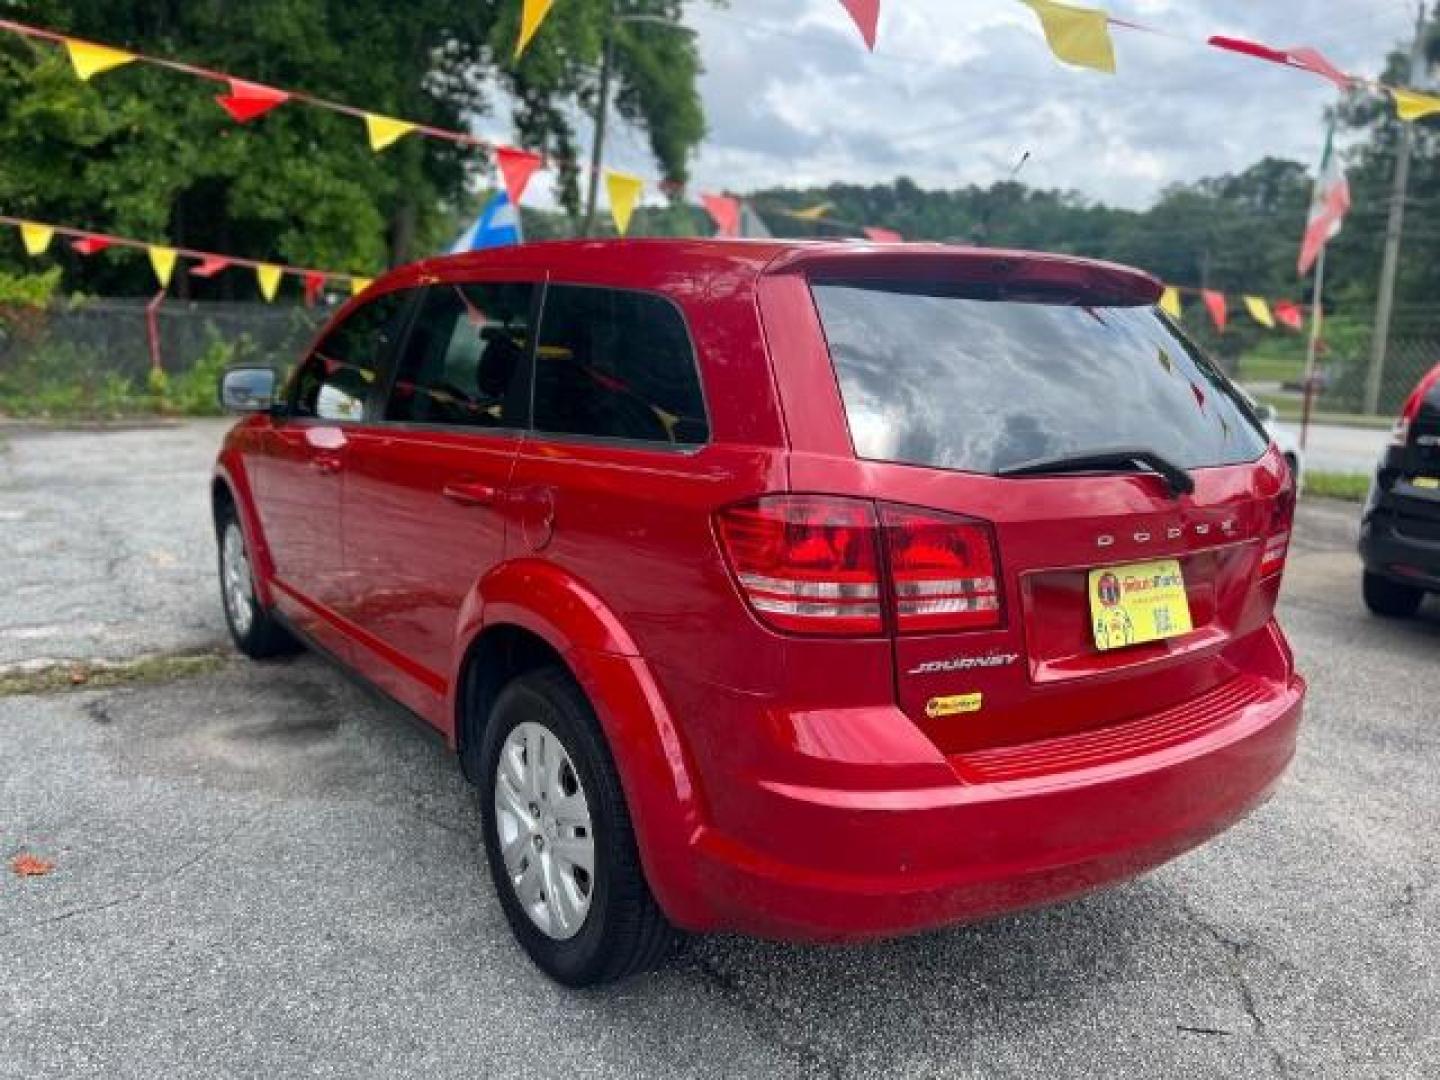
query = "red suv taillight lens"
xmin=716 ymin=496 xmax=1003 ymax=637
xmin=1260 ymin=481 xmax=1296 ymax=579
xmin=716 ymin=496 xmax=884 ymax=635
xmin=1392 ymin=362 xmax=1440 ymax=446
xmin=881 ymin=506 xmax=1002 ymax=633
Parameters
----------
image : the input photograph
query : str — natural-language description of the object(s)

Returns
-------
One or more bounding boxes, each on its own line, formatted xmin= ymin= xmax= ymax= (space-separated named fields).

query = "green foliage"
xmin=1305 ymin=471 xmax=1372 ymax=501
xmin=0 ymin=316 xmax=260 ymax=419
xmin=0 ymin=267 xmax=62 ymax=308
xmin=0 ymin=1 xmax=714 ymax=291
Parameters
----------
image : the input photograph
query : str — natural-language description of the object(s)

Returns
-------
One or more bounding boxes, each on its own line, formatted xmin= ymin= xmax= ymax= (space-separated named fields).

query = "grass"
xmin=1304 ymin=471 xmax=1372 ymax=503
xmin=1250 ymin=393 xmax=1395 ymax=430
xmin=0 ymin=651 xmax=228 ymax=697
xmin=1240 ymin=354 xmax=1306 ymax=384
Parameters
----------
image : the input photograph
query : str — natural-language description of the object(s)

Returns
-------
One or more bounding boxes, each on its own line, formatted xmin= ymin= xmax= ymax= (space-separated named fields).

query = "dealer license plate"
xmin=1088 ymin=559 xmax=1194 ymax=652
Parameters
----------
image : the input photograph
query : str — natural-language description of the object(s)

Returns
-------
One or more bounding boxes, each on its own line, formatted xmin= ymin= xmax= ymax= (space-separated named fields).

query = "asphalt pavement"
xmin=2 ymin=422 xmax=1437 ymax=1079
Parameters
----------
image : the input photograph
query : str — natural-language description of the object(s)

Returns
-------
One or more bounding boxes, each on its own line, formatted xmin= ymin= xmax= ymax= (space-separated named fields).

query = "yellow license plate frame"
xmin=1088 ymin=558 xmax=1194 ymax=652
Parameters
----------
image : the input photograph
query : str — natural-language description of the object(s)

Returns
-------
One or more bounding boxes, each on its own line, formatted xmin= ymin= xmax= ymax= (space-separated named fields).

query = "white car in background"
xmin=1252 ymin=400 xmax=1305 ymax=488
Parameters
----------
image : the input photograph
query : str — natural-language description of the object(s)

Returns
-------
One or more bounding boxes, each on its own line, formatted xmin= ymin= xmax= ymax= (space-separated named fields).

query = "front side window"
xmin=812 ymin=280 xmax=1268 ymax=475
xmin=293 ymin=291 xmax=411 ymax=421
xmin=385 ymin=282 xmax=536 ymax=429
xmin=532 ymin=285 xmax=708 ymax=445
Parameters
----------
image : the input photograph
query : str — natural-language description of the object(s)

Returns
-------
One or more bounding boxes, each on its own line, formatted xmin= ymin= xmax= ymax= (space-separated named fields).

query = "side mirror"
xmin=220 ymin=366 xmax=280 ymax=414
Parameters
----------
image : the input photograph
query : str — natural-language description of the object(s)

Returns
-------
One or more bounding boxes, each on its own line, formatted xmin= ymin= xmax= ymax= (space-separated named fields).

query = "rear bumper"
xmin=1360 ymin=493 xmax=1440 ymax=590
xmin=680 ymin=673 xmax=1304 ymax=942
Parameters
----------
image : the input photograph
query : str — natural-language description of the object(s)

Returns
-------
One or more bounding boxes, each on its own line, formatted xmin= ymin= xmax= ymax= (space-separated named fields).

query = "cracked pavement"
xmin=2 ymin=422 xmax=1438 ymax=1078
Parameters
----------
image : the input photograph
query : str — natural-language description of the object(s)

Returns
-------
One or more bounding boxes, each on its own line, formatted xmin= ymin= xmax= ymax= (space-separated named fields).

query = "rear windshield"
xmin=812 ymin=280 xmax=1268 ymax=475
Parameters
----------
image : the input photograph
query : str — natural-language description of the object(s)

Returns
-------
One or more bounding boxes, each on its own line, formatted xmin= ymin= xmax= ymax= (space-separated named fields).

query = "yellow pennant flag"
xmin=606 ymin=170 xmax=644 ymax=236
xmin=516 ymin=0 xmax=557 ymax=59
xmin=20 ymin=223 xmax=54 ymax=257
xmin=791 ymin=203 xmax=832 ymax=221
xmin=256 ymin=264 xmax=283 ymax=302
xmin=1244 ymin=296 xmax=1275 ymax=329
xmin=148 ymin=246 xmax=178 ymax=288
xmin=1391 ymin=87 xmax=1440 ymax=122
xmin=350 ymin=277 xmax=374 ymax=296
xmin=1159 ymin=286 xmax=1182 ymax=320
xmin=65 ymin=40 xmax=138 ymax=81
xmin=364 ymin=114 xmax=417 ymax=152
xmin=1021 ymin=0 xmax=1116 ymax=74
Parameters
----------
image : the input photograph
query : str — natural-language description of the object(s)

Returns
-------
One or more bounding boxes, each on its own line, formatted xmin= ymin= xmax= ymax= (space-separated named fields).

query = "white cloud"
xmin=674 ymin=0 xmax=1416 ymax=208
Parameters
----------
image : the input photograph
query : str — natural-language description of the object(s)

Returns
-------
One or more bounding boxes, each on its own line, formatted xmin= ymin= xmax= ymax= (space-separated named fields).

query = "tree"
xmin=0 ymin=0 xmax=712 ymax=295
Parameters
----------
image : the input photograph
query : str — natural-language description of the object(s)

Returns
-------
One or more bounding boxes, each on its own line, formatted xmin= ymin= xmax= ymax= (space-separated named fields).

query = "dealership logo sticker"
xmin=926 ymin=693 xmax=984 ymax=719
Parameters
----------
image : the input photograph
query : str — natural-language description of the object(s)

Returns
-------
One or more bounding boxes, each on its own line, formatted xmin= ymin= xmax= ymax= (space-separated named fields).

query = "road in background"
xmin=1276 ymin=421 xmax=1390 ymax=475
xmin=3 ymin=424 xmax=1436 ymax=1078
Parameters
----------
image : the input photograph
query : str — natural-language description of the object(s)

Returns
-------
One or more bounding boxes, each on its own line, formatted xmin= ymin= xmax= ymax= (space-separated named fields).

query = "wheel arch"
xmin=211 ymin=464 xmax=277 ymax=608
xmin=451 ymin=562 xmax=715 ymax=929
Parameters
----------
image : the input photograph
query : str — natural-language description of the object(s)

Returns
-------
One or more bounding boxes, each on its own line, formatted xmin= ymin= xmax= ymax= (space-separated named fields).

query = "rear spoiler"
xmin=762 ymin=245 xmax=1163 ymax=308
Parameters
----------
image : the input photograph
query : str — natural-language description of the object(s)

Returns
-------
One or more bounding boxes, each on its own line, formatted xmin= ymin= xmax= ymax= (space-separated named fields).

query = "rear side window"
xmin=293 ymin=291 xmax=410 ymax=421
xmin=812 ymin=281 xmax=1268 ymax=474
xmin=385 ymin=282 xmax=535 ymax=429
xmin=532 ymin=285 xmax=708 ymax=446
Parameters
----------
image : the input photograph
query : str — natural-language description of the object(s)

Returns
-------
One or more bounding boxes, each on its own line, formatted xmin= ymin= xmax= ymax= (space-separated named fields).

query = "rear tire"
xmin=216 ymin=502 xmax=299 ymax=659
xmin=1362 ymin=571 xmax=1425 ymax=619
xmin=478 ymin=667 xmax=678 ymax=986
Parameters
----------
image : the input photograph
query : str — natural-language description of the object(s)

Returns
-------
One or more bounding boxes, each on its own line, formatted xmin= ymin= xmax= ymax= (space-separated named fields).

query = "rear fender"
xmin=453 ymin=558 xmax=716 ymax=929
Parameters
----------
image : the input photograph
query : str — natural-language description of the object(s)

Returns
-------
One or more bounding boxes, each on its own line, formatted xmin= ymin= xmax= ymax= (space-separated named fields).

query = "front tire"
xmin=216 ymin=503 xmax=298 ymax=659
xmin=1362 ymin=570 xmax=1425 ymax=619
xmin=478 ymin=668 xmax=677 ymax=986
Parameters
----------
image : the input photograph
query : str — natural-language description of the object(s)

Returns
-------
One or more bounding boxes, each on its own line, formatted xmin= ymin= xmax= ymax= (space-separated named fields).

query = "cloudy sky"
xmin=588 ymin=0 xmax=1419 ymax=211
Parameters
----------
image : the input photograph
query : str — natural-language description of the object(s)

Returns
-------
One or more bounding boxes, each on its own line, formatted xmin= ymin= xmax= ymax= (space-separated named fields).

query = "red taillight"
xmin=881 ymin=506 xmax=1002 ymax=633
xmin=1260 ymin=481 xmax=1296 ymax=579
xmin=715 ymin=496 xmax=883 ymax=635
xmin=1392 ymin=363 xmax=1440 ymax=446
xmin=716 ymin=496 xmax=1003 ymax=637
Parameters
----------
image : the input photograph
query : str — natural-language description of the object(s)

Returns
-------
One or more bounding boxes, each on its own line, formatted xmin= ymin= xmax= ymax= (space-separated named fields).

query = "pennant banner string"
xmin=1010 ymin=1 xmax=1432 ymax=121
xmin=1 ymin=213 xmax=367 ymax=288
xmin=0 ymin=16 xmax=678 ymax=199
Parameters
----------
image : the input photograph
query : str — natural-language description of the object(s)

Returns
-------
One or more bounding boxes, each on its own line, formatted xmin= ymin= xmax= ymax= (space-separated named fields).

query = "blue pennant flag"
xmin=450 ymin=191 xmax=525 ymax=253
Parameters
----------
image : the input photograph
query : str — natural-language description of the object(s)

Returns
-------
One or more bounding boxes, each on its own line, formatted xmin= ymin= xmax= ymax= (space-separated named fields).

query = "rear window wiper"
xmin=998 ymin=447 xmax=1196 ymax=499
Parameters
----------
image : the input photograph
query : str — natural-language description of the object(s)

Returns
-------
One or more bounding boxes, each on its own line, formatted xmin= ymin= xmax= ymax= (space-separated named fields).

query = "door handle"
xmin=311 ymin=453 xmax=344 ymax=475
xmin=442 ymin=480 xmax=500 ymax=507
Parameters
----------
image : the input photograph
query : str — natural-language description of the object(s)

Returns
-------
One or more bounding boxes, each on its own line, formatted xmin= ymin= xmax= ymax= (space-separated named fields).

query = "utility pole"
xmin=581 ymin=9 xmax=618 ymax=238
xmin=1364 ymin=2 xmax=1428 ymax=415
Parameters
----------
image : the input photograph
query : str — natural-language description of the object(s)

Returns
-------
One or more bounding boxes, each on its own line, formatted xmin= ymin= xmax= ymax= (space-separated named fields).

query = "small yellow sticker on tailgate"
xmin=1412 ymin=476 xmax=1439 ymax=490
xmin=1088 ymin=558 xmax=1194 ymax=652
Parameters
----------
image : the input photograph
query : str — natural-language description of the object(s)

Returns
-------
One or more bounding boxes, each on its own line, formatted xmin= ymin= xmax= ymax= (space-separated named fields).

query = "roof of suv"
xmin=366 ymin=238 xmax=1162 ymax=307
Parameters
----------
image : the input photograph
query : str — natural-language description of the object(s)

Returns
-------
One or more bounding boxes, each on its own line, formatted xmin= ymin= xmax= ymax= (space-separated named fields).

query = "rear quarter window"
xmin=812 ymin=280 xmax=1268 ymax=475
xmin=532 ymin=285 xmax=709 ymax=446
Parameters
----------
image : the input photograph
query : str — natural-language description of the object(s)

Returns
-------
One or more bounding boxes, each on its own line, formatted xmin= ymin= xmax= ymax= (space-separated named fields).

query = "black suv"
xmin=1360 ymin=363 xmax=1440 ymax=617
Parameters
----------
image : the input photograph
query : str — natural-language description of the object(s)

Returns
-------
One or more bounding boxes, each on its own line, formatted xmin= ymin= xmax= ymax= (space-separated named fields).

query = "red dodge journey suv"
xmin=214 ymin=240 xmax=1305 ymax=985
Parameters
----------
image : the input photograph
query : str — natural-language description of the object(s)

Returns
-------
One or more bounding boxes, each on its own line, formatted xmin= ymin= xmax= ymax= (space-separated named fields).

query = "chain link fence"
xmin=3 ymin=293 xmax=1437 ymax=422
xmin=0 ymin=296 xmax=327 ymax=417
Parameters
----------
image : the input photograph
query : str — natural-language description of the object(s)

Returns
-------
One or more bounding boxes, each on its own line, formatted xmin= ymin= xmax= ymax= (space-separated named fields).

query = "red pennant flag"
xmin=701 ymin=194 xmax=741 ymax=237
xmin=838 ymin=0 xmax=880 ymax=50
xmin=495 ymin=146 xmax=544 ymax=207
xmin=1287 ymin=47 xmax=1354 ymax=91
xmin=71 ymin=235 xmax=112 ymax=256
xmin=1274 ymin=301 xmax=1304 ymax=331
xmin=304 ymin=272 xmax=327 ymax=307
xmin=863 ymin=226 xmax=903 ymax=242
xmin=190 ymin=256 xmax=231 ymax=279
xmin=216 ymin=78 xmax=291 ymax=124
xmin=1206 ymin=37 xmax=1352 ymax=90
xmin=1202 ymin=290 xmax=1228 ymax=332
